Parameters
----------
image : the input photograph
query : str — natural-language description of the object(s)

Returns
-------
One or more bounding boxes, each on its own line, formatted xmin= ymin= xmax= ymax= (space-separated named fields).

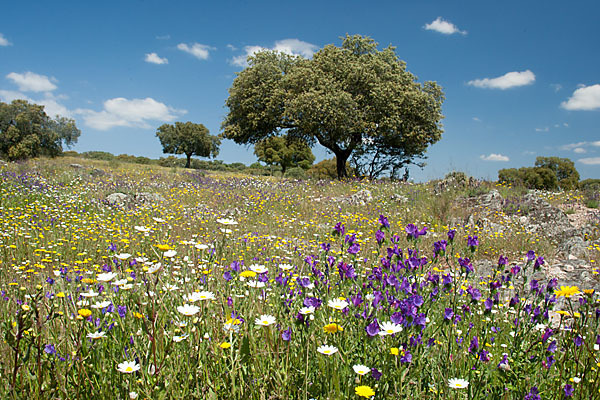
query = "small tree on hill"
xmin=254 ymin=135 xmax=315 ymax=175
xmin=156 ymin=121 xmax=220 ymax=168
xmin=0 ymin=100 xmax=81 ymax=161
xmin=534 ymin=156 xmax=579 ymax=190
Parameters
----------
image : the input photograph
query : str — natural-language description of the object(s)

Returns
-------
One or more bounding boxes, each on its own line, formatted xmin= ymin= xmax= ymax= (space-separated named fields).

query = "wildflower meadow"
xmin=0 ymin=157 xmax=599 ymax=399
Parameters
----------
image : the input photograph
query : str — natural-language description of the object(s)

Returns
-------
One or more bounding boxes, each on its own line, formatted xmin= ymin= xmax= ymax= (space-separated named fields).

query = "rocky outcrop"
xmin=105 ymin=192 xmax=165 ymax=208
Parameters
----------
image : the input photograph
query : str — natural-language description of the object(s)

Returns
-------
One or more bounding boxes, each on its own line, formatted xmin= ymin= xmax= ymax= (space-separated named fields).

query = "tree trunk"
xmin=185 ymin=154 xmax=192 ymax=168
xmin=281 ymin=164 xmax=286 ymax=176
xmin=335 ymin=151 xmax=351 ymax=180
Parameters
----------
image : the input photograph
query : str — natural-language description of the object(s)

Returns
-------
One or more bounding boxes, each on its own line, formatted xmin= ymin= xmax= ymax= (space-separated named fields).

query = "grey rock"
xmin=106 ymin=193 xmax=131 ymax=206
xmin=135 ymin=192 xmax=166 ymax=204
xmin=350 ymin=189 xmax=373 ymax=205
xmin=70 ymin=163 xmax=84 ymax=169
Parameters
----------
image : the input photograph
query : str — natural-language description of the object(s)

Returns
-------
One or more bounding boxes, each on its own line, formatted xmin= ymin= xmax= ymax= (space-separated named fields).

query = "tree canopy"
xmin=0 ymin=99 xmax=81 ymax=161
xmin=499 ymin=156 xmax=580 ymax=191
xmin=534 ymin=156 xmax=579 ymax=190
xmin=222 ymin=34 xmax=445 ymax=179
xmin=254 ymin=135 xmax=315 ymax=174
xmin=156 ymin=121 xmax=220 ymax=168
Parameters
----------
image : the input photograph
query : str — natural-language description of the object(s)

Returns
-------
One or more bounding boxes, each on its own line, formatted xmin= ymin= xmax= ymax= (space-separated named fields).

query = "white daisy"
xmin=195 ymin=243 xmax=209 ymax=250
xmin=448 ymin=378 xmax=469 ymax=389
xmin=81 ymin=291 xmax=99 ymax=298
xmin=96 ymin=272 xmax=117 ymax=282
xmin=173 ymin=334 xmax=189 ymax=342
xmin=177 ymin=304 xmax=200 ymax=316
xmin=134 ymin=226 xmax=150 ymax=233
xmin=186 ymin=291 xmax=216 ymax=302
xmin=114 ymin=253 xmax=132 ymax=260
xmin=279 ymin=263 xmax=294 ymax=271
xmin=217 ymin=218 xmax=238 ymax=225
xmin=352 ymin=364 xmax=370 ymax=375
xmin=91 ymin=300 xmax=112 ymax=309
xmin=255 ymin=314 xmax=276 ymax=326
xmin=299 ymin=306 xmax=315 ymax=315
xmin=249 ymin=264 xmax=268 ymax=274
xmin=327 ymin=298 xmax=349 ymax=310
xmin=163 ymin=250 xmax=177 ymax=258
xmin=378 ymin=321 xmax=403 ymax=336
xmin=117 ymin=361 xmax=140 ymax=374
xmin=247 ymin=280 xmax=266 ymax=288
xmin=317 ymin=344 xmax=338 ymax=356
xmin=87 ymin=331 xmax=107 ymax=340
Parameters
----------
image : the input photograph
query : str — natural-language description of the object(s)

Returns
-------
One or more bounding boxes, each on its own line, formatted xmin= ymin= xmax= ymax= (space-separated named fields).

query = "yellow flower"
xmin=156 ymin=244 xmax=173 ymax=251
xmin=355 ymin=385 xmax=375 ymax=398
xmin=554 ymin=286 xmax=581 ymax=298
xmin=556 ymin=310 xmax=570 ymax=316
xmin=220 ymin=342 xmax=231 ymax=349
xmin=134 ymin=312 xmax=144 ymax=319
xmin=390 ymin=347 xmax=399 ymax=356
xmin=583 ymin=289 xmax=595 ymax=295
xmin=240 ymin=270 xmax=257 ymax=278
xmin=56 ymin=292 xmax=65 ymax=298
xmin=323 ymin=323 xmax=343 ymax=334
xmin=78 ymin=309 xmax=92 ymax=318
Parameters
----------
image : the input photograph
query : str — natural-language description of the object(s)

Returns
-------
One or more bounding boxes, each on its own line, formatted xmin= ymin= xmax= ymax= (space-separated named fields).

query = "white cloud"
xmin=75 ymin=97 xmax=186 ymax=130
xmin=0 ymin=90 xmax=71 ymax=118
xmin=6 ymin=71 xmax=57 ymax=92
xmin=230 ymin=39 xmax=318 ymax=67
xmin=578 ymin=157 xmax=600 ymax=165
xmin=560 ymin=84 xmax=600 ymax=111
xmin=592 ymin=140 xmax=600 ymax=146
xmin=573 ymin=148 xmax=586 ymax=154
xmin=535 ymin=127 xmax=549 ymax=132
xmin=0 ymin=33 xmax=11 ymax=46
xmin=424 ymin=17 xmax=467 ymax=35
xmin=560 ymin=141 xmax=600 ymax=152
xmin=156 ymin=34 xmax=170 ymax=40
xmin=472 ymin=117 xmax=481 ymax=122
xmin=177 ymin=43 xmax=213 ymax=60
xmin=145 ymin=52 xmax=168 ymax=65
xmin=468 ymin=70 xmax=535 ymax=90
xmin=523 ymin=151 xmax=536 ymax=156
xmin=480 ymin=153 xmax=509 ymax=162
xmin=550 ymin=83 xmax=562 ymax=92
xmin=226 ymin=44 xmax=237 ymax=51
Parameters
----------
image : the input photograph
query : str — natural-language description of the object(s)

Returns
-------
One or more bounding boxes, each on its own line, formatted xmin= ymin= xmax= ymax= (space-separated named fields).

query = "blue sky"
xmin=1 ymin=0 xmax=599 ymax=181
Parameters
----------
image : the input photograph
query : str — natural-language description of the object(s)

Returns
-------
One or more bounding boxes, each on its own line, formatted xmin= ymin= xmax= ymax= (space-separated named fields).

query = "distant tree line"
xmin=498 ymin=156 xmax=580 ymax=190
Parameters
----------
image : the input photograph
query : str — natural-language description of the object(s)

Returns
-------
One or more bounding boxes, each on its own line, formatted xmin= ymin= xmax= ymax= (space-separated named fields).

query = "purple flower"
xmin=498 ymin=255 xmax=508 ymax=266
xmin=524 ymin=387 xmax=540 ymax=400
xmin=534 ymin=256 xmax=545 ymax=271
xmin=433 ymin=240 xmax=447 ymax=256
xmin=547 ymin=340 xmax=557 ymax=353
xmin=405 ymin=224 xmax=427 ymax=239
xmin=347 ymin=243 xmax=360 ymax=255
xmin=320 ymin=242 xmax=330 ymax=252
xmin=371 ymin=368 xmax=382 ymax=381
xmin=484 ymin=298 xmax=493 ymax=312
xmin=379 ymin=214 xmax=390 ymax=229
xmin=333 ymin=222 xmax=345 ymax=236
xmin=447 ymin=229 xmax=456 ymax=242
xmin=541 ymin=328 xmax=553 ymax=343
xmin=375 ymin=230 xmax=385 ymax=245
xmin=442 ymin=274 xmax=452 ymax=286
xmin=574 ymin=335 xmax=583 ymax=347
xmin=281 ymin=328 xmax=291 ymax=341
xmin=444 ymin=308 xmax=454 ymax=321
xmin=44 ymin=344 xmax=57 ymax=355
xmin=467 ymin=235 xmax=479 ymax=249
xmin=547 ymin=278 xmax=558 ymax=292
xmin=366 ymin=320 xmax=380 ymax=337
xmin=223 ymin=271 xmax=233 ymax=281
xmin=117 ymin=305 xmax=127 ymax=318
xmin=400 ymin=350 xmax=412 ymax=363
xmin=526 ymin=250 xmax=536 ymax=262
xmin=304 ymin=297 xmax=322 ymax=309
xmin=564 ymin=384 xmax=574 ymax=397
xmin=468 ymin=336 xmax=479 ymax=353
xmin=108 ymin=243 xmax=117 ymax=252
xmin=458 ymin=257 xmax=474 ymax=275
